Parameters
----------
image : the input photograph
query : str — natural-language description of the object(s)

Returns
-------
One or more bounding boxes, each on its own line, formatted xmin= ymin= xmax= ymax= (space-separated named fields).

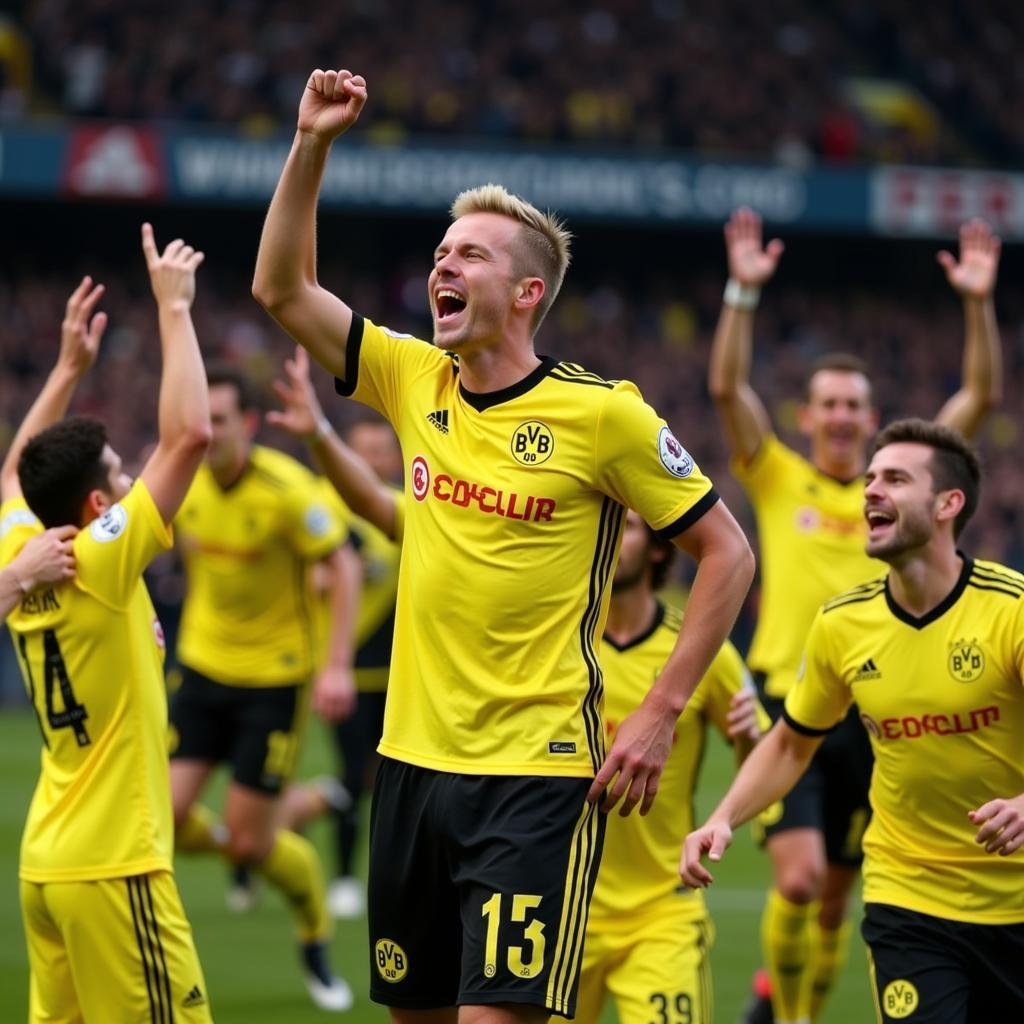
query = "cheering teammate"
xmin=254 ymin=67 xmax=753 ymax=1023
xmin=709 ymin=209 xmax=1002 ymax=1024
xmin=683 ymin=419 xmax=1024 ymax=1024
xmin=1 ymin=231 xmax=214 ymax=1022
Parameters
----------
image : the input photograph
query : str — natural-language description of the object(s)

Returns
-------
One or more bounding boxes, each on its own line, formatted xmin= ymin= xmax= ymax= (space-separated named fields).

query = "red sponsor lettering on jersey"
xmin=410 ymin=456 xmax=556 ymax=521
xmin=861 ymin=706 xmax=1000 ymax=741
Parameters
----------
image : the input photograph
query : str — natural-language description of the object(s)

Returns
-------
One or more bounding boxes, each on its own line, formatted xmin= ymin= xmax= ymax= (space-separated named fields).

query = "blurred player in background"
xmin=0 ymin=228 xmax=214 ymax=1022
xmin=168 ymin=361 xmax=359 ymax=1011
xmin=253 ymin=67 xmax=753 ymax=1023
xmin=683 ymin=419 xmax=1024 ymax=1024
xmin=268 ymin=351 xmax=403 ymax=920
xmin=708 ymin=209 xmax=1002 ymax=1024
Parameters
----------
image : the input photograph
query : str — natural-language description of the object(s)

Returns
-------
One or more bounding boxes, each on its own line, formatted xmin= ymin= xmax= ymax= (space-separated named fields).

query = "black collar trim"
xmin=458 ymin=356 xmax=557 ymax=412
xmin=884 ymin=553 xmax=972 ymax=629
xmin=603 ymin=600 xmax=666 ymax=652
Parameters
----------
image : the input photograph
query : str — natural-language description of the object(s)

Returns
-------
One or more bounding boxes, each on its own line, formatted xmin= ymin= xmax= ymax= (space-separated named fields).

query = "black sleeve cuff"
xmin=334 ymin=313 xmax=365 ymax=397
xmin=655 ymin=488 xmax=720 ymax=541
xmin=781 ymin=706 xmax=836 ymax=737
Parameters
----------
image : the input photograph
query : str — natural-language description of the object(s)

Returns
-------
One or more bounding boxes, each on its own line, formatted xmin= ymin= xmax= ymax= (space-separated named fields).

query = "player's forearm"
xmin=253 ymin=131 xmax=331 ymax=309
xmin=311 ymin=428 xmax=398 ymax=539
xmin=0 ymin=363 xmax=81 ymax=497
xmin=155 ymin=304 xmax=211 ymax=454
xmin=711 ymin=723 xmax=814 ymax=829
xmin=707 ymin=306 xmax=769 ymax=461
xmin=324 ymin=546 xmax=360 ymax=668
xmin=0 ymin=566 xmax=26 ymax=620
xmin=936 ymin=296 xmax=1002 ymax=439
xmin=649 ymin=523 xmax=753 ymax=716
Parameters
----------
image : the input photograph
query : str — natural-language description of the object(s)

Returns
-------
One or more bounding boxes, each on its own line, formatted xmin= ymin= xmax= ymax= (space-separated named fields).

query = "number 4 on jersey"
xmin=17 ymin=629 xmax=91 ymax=748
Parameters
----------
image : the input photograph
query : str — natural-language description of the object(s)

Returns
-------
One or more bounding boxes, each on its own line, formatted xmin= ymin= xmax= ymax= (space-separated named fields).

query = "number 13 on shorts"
xmin=481 ymin=893 xmax=546 ymax=979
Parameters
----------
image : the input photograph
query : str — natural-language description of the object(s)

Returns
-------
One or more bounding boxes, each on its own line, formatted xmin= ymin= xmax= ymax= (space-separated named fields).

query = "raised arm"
xmin=138 ymin=224 xmax=212 ymax=524
xmin=252 ymin=69 xmax=367 ymax=379
xmin=0 ymin=277 xmax=107 ymax=500
xmin=588 ymin=500 xmax=754 ymax=816
xmin=707 ymin=208 xmax=783 ymax=465
xmin=267 ymin=347 xmax=399 ymax=539
xmin=933 ymin=219 xmax=1002 ymax=439
xmin=680 ymin=719 xmax=821 ymax=887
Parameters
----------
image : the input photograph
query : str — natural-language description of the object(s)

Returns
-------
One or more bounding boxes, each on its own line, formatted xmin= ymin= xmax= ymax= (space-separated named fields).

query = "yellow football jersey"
xmin=0 ymin=483 xmax=174 ymax=882
xmin=591 ymin=603 xmax=769 ymax=922
xmin=175 ymin=445 xmax=345 ymax=687
xmin=734 ymin=436 xmax=882 ymax=697
xmin=785 ymin=557 xmax=1024 ymax=924
xmin=338 ymin=315 xmax=718 ymax=776
xmin=312 ymin=480 xmax=402 ymax=691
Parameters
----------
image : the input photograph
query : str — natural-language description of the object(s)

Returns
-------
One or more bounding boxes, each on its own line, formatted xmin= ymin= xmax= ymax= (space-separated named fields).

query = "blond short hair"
xmin=450 ymin=184 xmax=572 ymax=332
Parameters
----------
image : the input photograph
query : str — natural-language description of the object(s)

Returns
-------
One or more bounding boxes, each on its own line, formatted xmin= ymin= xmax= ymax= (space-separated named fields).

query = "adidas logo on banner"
xmin=182 ymin=985 xmax=206 ymax=1008
xmin=427 ymin=409 xmax=449 ymax=434
xmin=854 ymin=658 xmax=881 ymax=681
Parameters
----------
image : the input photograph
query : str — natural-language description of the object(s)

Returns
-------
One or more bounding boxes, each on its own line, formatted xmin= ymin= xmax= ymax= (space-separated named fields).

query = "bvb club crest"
xmin=948 ymin=639 xmax=985 ymax=683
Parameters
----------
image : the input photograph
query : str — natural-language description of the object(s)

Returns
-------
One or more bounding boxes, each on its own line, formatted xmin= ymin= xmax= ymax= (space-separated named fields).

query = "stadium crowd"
xmin=1 ymin=258 xmax=1020 ymax=579
xmin=10 ymin=0 xmax=1024 ymax=165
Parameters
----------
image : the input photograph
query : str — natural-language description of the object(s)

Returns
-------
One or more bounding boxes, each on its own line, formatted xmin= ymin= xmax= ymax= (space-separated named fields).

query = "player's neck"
xmin=605 ymin=587 xmax=659 ymax=646
xmin=811 ymin=450 xmax=865 ymax=483
xmin=210 ymin=448 xmax=250 ymax=490
xmin=886 ymin=543 xmax=964 ymax=618
xmin=457 ymin=343 xmax=541 ymax=395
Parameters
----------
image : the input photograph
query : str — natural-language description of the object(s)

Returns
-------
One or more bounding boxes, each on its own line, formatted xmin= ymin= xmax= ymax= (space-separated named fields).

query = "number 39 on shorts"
xmin=481 ymin=893 xmax=546 ymax=979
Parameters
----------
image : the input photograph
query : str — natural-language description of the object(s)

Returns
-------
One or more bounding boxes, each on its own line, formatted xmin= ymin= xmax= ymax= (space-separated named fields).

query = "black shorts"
xmin=754 ymin=681 xmax=873 ymax=866
xmin=366 ymin=757 xmax=605 ymax=1015
xmin=168 ymin=665 xmax=309 ymax=794
xmin=863 ymin=903 xmax=1024 ymax=1023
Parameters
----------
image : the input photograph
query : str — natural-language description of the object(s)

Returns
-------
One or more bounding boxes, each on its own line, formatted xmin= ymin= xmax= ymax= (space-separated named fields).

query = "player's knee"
xmin=226 ymin=829 xmax=273 ymax=866
xmin=775 ymin=863 xmax=824 ymax=904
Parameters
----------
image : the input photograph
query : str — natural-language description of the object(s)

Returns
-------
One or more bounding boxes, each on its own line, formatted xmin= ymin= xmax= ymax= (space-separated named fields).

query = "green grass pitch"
xmin=0 ymin=710 xmax=874 ymax=1022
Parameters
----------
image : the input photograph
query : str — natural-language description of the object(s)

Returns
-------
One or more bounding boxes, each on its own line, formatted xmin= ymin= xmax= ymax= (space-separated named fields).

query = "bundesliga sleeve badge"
xmin=657 ymin=426 xmax=694 ymax=478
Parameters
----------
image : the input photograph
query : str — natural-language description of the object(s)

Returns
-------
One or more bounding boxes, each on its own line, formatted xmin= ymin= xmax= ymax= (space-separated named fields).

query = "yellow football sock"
xmin=176 ymin=804 xmax=229 ymax=854
xmin=810 ymin=920 xmax=851 ymax=1021
xmin=762 ymin=889 xmax=819 ymax=1024
xmin=256 ymin=829 xmax=330 ymax=943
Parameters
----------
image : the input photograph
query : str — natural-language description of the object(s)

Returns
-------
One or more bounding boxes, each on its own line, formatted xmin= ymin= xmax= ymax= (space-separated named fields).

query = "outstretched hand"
xmin=141 ymin=223 xmax=204 ymax=310
xmin=298 ymin=69 xmax=368 ymax=141
xmin=266 ymin=347 xmax=325 ymax=440
xmin=937 ymin=219 xmax=1001 ymax=300
xmin=679 ymin=820 xmax=734 ymax=888
xmin=58 ymin=276 xmax=107 ymax=377
xmin=725 ymin=207 xmax=784 ymax=287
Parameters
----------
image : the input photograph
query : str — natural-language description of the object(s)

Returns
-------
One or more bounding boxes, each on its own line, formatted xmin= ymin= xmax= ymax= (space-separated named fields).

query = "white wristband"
xmin=723 ymin=278 xmax=761 ymax=312
xmin=306 ymin=415 xmax=332 ymax=445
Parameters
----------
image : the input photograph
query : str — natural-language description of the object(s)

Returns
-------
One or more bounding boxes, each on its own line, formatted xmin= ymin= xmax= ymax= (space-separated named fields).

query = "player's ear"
xmin=935 ymin=487 xmax=965 ymax=526
xmin=82 ymin=488 xmax=110 ymax=525
xmin=796 ymin=401 xmax=813 ymax=437
xmin=243 ymin=409 xmax=261 ymax=437
xmin=514 ymin=277 xmax=545 ymax=314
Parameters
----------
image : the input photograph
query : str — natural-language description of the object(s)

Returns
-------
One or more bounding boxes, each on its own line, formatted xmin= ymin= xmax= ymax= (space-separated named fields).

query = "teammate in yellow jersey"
xmin=168 ymin=362 xmax=359 ymax=1011
xmin=683 ymin=419 xmax=1024 ymax=1024
xmin=574 ymin=508 xmax=769 ymax=1024
xmin=267 ymin=369 xmax=404 ymax=920
xmin=0 ymin=228 xmax=214 ymax=1022
xmin=254 ymin=68 xmax=754 ymax=1024
xmin=708 ymin=209 xmax=1003 ymax=1024
xmin=270 ymin=352 xmax=770 ymax=1024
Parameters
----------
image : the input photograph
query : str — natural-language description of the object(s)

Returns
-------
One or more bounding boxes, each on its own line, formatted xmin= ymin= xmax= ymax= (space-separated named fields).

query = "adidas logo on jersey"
xmin=854 ymin=658 xmax=882 ymax=681
xmin=182 ymin=984 xmax=206 ymax=1008
xmin=427 ymin=409 xmax=449 ymax=434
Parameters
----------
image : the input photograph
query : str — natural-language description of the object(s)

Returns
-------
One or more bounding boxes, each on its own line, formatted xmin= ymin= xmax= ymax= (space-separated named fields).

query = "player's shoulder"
xmin=821 ymin=576 xmax=887 ymax=616
xmin=658 ymin=601 xmax=685 ymax=637
xmin=545 ymin=360 xmax=623 ymax=393
xmin=966 ymin=558 xmax=1024 ymax=601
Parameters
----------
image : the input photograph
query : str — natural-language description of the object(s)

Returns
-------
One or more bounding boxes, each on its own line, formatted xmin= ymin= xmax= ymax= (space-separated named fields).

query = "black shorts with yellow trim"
xmin=366 ymin=757 xmax=605 ymax=1016
xmin=752 ymin=680 xmax=873 ymax=867
xmin=862 ymin=903 xmax=1024 ymax=1023
xmin=168 ymin=664 xmax=309 ymax=794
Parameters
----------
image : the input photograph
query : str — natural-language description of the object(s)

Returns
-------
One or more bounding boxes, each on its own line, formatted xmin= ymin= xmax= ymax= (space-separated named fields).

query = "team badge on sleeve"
xmin=89 ymin=503 xmax=128 ymax=542
xmin=0 ymin=507 xmax=39 ymax=538
xmin=658 ymin=426 xmax=694 ymax=478
xmin=304 ymin=504 xmax=332 ymax=538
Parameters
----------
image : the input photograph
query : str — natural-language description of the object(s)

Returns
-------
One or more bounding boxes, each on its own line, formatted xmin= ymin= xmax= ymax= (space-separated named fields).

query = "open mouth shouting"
xmin=865 ymin=506 xmax=896 ymax=540
xmin=435 ymin=288 xmax=467 ymax=323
